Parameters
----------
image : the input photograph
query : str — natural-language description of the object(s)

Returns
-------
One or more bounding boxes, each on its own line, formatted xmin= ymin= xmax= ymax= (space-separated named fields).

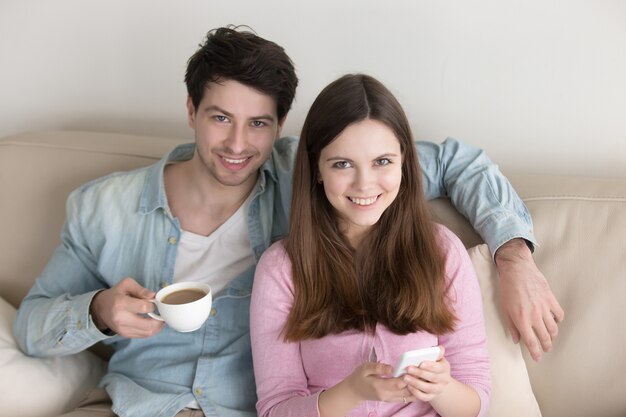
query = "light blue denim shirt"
xmin=13 ymin=136 xmax=535 ymax=417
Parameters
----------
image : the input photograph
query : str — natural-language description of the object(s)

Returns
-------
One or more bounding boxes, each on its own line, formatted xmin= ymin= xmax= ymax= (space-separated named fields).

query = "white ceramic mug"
xmin=148 ymin=282 xmax=212 ymax=332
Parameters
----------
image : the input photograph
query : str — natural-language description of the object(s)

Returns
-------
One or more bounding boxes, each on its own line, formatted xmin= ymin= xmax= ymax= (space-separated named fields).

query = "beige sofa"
xmin=1 ymin=131 xmax=624 ymax=417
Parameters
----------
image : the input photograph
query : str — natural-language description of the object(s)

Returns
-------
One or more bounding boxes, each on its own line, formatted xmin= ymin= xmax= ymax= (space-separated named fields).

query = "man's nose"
xmin=224 ymin=124 xmax=248 ymax=154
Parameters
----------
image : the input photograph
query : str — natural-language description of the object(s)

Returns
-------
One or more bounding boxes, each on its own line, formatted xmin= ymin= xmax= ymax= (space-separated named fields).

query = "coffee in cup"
xmin=161 ymin=288 xmax=207 ymax=305
xmin=148 ymin=282 xmax=212 ymax=332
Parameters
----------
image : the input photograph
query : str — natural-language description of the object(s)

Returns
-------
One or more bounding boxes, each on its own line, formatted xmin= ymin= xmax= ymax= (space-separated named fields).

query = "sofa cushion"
xmin=0 ymin=297 xmax=106 ymax=417
xmin=468 ymin=244 xmax=542 ymax=417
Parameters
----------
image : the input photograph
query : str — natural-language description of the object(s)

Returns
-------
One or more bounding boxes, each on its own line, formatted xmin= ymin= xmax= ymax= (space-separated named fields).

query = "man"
xmin=13 ymin=26 xmax=563 ymax=417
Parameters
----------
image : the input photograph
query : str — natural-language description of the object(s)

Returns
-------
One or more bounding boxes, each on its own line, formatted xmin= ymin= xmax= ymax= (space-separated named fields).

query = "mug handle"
xmin=147 ymin=299 xmax=164 ymax=321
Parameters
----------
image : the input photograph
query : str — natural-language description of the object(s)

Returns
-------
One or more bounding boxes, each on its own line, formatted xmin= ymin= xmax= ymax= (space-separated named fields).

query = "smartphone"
xmin=392 ymin=346 xmax=442 ymax=377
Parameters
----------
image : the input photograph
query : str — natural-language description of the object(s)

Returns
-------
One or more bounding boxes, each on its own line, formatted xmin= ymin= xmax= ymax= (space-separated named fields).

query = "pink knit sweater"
xmin=250 ymin=225 xmax=491 ymax=417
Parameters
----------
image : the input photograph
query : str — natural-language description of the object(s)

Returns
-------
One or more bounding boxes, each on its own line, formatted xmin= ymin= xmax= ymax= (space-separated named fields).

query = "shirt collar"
xmin=138 ymin=143 xmax=195 ymax=215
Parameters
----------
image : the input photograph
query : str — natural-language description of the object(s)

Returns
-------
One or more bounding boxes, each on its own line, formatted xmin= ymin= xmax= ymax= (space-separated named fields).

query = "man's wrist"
xmin=495 ymin=238 xmax=533 ymax=265
xmin=89 ymin=290 xmax=109 ymax=332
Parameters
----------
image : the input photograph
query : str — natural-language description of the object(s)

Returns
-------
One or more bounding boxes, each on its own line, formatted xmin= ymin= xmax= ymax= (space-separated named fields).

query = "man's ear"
xmin=276 ymin=116 xmax=287 ymax=137
xmin=186 ymin=96 xmax=196 ymax=128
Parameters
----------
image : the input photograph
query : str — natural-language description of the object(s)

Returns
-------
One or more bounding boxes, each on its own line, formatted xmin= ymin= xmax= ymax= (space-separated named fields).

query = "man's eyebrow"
xmin=252 ymin=114 xmax=277 ymax=122
xmin=203 ymin=105 xmax=275 ymax=122
xmin=203 ymin=105 xmax=233 ymax=117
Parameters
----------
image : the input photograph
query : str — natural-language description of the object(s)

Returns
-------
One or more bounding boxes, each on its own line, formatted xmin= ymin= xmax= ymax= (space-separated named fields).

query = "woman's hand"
xmin=344 ymin=362 xmax=408 ymax=402
xmin=402 ymin=346 xmax=482 ymax=417
xmin=402 ymin=346 xmax=451 ymax=402
xmin=319 ymin=362 xmax=410 ymax=417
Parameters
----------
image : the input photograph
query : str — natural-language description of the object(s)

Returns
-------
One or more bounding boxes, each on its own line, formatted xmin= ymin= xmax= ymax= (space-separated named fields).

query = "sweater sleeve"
xmin=250 ymin=242 xmax=322 ymax=417
xmin=437 ymin=226 xmax=492 ymax=417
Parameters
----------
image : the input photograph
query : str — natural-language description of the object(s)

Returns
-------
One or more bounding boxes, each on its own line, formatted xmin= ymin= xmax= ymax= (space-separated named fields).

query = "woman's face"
xmin=318 ymin=119 xmax=403 ymax=246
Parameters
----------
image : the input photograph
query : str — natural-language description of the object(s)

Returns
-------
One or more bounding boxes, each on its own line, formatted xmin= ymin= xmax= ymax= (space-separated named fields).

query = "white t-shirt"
xmin=173 ymin=191 xmax=255 ymax=296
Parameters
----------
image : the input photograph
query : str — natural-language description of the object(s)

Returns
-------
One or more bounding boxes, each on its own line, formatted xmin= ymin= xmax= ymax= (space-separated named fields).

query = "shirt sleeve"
xmin=416 ymin=137 xmax=537 ymax=258
xmin=13 ymin=187 xmax=114 ymax=357
xmin=250 ymin=242 xmax=322 ymax=417
xmin=436 ymin=226 xmax=492 ymax=417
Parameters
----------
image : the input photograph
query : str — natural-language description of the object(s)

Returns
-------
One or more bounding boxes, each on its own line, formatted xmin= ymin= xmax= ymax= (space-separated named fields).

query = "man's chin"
xmin=214 ymin=170 xmax=258 ymax=188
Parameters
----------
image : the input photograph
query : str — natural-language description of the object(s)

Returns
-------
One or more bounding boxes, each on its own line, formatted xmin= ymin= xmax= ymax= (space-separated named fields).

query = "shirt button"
xmin=194 ymin=388 xmax=202 ymax=396
xmin=160 ymin=282 xmax=168 ymax=289
xmin=210 ymin=308 xmax=217 ymax=317
xmin=76 ymin=320 xmax=83 ymax=329
xmin=168 ymin=236 xmax=177 ymax=245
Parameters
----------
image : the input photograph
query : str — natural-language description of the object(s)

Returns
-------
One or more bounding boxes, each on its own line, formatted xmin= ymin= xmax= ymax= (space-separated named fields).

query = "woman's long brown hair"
xmin=284 ymin=74 xmax=456 ymax=341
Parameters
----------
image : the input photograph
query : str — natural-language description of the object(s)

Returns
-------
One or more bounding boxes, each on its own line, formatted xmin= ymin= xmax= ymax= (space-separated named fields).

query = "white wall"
xmin=1 ymin=0 xmax=624 ymax=177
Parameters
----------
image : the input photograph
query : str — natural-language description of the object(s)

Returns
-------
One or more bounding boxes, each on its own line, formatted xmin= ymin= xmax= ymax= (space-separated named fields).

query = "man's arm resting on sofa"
xmin=417 ymin=137 xmax=564 ymax=362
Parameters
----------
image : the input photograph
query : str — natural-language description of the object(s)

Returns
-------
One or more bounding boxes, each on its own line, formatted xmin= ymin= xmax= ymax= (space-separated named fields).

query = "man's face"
xmin=187 ymin=79 xmax=283 ymax=190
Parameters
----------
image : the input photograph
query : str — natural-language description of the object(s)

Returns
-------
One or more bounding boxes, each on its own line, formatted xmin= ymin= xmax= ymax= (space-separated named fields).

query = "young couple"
xmin=13 ymin=26 xmax=563 ymax=417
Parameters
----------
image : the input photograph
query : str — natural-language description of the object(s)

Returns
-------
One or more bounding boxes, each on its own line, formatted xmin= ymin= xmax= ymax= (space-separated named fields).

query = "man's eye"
xmin=214 ymin=115 xmax=228 ymax=122
xmin=375 ymin=158 xmax=391 ymax=166
xmin=332 ymin=161 xmax=352 ymax=169
xmin=251 ymin=120 xmax=266 ymax=127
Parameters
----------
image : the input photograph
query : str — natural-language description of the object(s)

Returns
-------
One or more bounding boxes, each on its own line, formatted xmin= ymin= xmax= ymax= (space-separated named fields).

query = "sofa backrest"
xmin=0 ymin=131 xmax=186 ymax=307
xmin=507 ymin=174 xmax=626 ymax=417
xmin=433 ymin=172 xmax=626 ymax=417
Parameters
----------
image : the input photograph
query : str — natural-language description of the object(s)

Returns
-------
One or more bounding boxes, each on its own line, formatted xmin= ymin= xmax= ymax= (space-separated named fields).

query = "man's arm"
xmin=13 ymin=261 xmax=114 ymax=357
xmin=416 ymin=137 xmax=564 ymax=361
xmin=13 ymin=188 xmax=162 ymax=356
xmin=13 ymin=190 xmax=116 ymax=357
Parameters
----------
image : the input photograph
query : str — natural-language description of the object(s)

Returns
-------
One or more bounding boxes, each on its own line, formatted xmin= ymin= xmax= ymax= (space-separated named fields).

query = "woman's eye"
xmin=332 ymin=161 xmax=352 ymax=169
xmin=376 ymin=158 xmax=391 ymax=166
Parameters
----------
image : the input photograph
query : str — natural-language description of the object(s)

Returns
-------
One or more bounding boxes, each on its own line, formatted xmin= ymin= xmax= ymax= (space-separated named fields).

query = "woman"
xmin=250 ymin=74 xmax=490 ymax=417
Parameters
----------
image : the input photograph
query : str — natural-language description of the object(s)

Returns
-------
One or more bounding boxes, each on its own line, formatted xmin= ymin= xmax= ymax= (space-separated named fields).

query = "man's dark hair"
xmin=185 ymin=25 xmax=298 ymax=120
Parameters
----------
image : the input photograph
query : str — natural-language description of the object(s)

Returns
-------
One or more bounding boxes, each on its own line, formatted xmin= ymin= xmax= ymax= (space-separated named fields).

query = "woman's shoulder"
xmin=433 ymin=223 xmax=466 ymax=253
xmin=254 ymin=239 xmax=295 ymax=294
xmin=256 ymin=240 xmax=292 ymax=275
xmin=433 ymin=223 xmax=477 ymax=285
xmin=260 ymin=239 xmax=289 ymax=261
